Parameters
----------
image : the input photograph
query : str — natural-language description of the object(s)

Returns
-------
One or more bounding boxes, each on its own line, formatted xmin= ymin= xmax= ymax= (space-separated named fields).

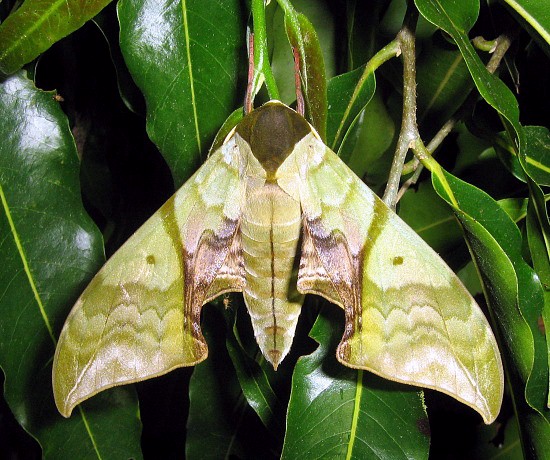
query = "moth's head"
xmin=235 ymin=101 xmax=311 ymax=179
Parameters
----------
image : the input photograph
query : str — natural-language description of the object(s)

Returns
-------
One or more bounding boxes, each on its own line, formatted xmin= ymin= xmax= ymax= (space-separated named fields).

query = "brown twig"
xmin=382 ymin=2 xmax=418 ymax=209
xmin=397 ymin=33 xmax=513 ymax=199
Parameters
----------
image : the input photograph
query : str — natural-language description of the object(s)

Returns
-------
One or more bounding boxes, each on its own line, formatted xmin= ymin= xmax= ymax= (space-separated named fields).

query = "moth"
xmin=53 ymin=100 xmax=504 ymax=424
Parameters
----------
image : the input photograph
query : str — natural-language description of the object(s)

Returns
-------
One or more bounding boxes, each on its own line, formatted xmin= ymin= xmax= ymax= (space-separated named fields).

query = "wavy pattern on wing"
xmin=295 ymin=134 xmax=504 ymax=424
xmin=53 ymin=147 xmax=244 ymax=417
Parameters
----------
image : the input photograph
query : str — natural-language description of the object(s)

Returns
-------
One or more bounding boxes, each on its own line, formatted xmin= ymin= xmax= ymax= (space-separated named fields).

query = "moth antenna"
xmin=292 ymin=46 xmax=305 ymax=116
xmin=244 ymin=32 xmax=255 ymax=114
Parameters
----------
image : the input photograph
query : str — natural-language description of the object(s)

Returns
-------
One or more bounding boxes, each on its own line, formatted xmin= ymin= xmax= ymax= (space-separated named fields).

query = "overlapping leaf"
xmin=282 ymin=307 xmax=429 ymax=460
xmin=432 ymin=169 xmax=550 ymax=459
xmin=0 ymin=0 xmax=113 ymax=74
xmin=187 ymin=303 xmax=278 ymax=459
xmin=415 ymin=1 xmax=549 ymax=455
xmin=283 ymin=10 xmax=327 ymax=140
xmin=415 ymin=0 xmax=524 ymax=150
xmin=225 ymin=307 xmax=285 ymax=439
xmin=495 ymin=126 xmax=550 ymax=186
xmin=327 ymin=65 xmax=376 ymax=158
xmin=416 ymin=38 xmax=472 ymax=126
xmin=0 ymin=71 xmax=142 ymax=459
xmin=118 ymin=0 xmax=245 ymax=186
xmin=501 ymin=0 xmax=550 ymax=55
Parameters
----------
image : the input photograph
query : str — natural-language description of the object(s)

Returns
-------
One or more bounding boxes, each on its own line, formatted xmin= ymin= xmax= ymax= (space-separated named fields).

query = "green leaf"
xmin=523 ymin=126 xmax=550 ymax=186
xmin=416 ymin=36 xmax=472 ymax=125
xmin=524 ymin=171 xmax=550 ymax=408
xmin=431 ymin=168 xmax=550 ymax=459
xmin=0 ymin=71 xmax=142 ymax=459
xmin=92 ymin=5 xmax=146 ymax=115
xmin=208 ymin=107 xmax=244 ymax=154
xmin=283 ymin=10 xmax=328 ymax=140
xmin=187 ymin=303 xmax=279 ymax=459
xmin=282 ymin=307 xmax=429 ymax=460
xmin=469 ymin=414 xmax=522 ymax=459
xmin=225 ymin=307 xmax=285 ymax=439
xmin=495 ymin=126 xmax=550 ymax=186
xmin=187 ymin=305 xmax=248 ymax=460
xmin=326 ymin=65 xmax=376 ymax=157
xmin=326 ymin=39 xmax=398 ymax=162
xmin=415 ymin=0 xmax=479 ymax=32
xmin=346 ymin=90 xmax=396 ymax=180
xmin=415 ymin=0 xmax=525 ymax=166
xmin=118 ymin=0 xmax=245 ymax=186
xmin=0 ymin=0 xmax=113 ymax=75
xmin=501 ymin=0 xmax=550 ymax=56
xmin=251 ymin=0 xmax=280 ymax=102
xmin=498 ymin=198 xmax=529 ymax=223
xmin=526 ymin=194 xmax=550 ymax=408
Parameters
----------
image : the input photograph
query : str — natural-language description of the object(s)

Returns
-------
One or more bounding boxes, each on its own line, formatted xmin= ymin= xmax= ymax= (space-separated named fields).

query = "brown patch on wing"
xmin=302 ymin=217 xmax=363 ymax=362
xmin=183 ymin=217 xmax=241 ymax=354
xmin=297 ymin=221 xmax=342 ymax=305
xmin=204 ymin=226 xmax=245 ymax=303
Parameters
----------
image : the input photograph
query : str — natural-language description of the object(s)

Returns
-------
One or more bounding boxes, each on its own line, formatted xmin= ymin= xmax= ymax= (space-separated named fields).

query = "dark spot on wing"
xmin=393 ymin=256 xmax=404 ymax=265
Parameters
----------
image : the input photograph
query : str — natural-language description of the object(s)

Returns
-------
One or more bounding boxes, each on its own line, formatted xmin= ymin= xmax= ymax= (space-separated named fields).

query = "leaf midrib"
xmin=0 ymin=182 xmax=55 ymax=343
xmin=0 ymin=0 xmax=72 ymax=61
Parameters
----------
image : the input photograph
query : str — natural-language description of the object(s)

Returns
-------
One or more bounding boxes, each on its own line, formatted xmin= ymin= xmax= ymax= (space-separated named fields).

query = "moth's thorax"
xmin=236 ymin=102 xmax=311 ymax=180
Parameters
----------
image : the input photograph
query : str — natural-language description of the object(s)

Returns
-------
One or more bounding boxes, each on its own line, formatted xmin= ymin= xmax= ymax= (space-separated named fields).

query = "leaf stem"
xmin=251 ymin=0 xmax=279 ymax=100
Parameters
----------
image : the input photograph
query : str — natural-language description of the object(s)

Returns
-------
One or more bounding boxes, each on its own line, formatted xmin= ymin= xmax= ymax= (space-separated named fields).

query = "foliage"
xmin=1 ymin=0 xmax=549 ymax=458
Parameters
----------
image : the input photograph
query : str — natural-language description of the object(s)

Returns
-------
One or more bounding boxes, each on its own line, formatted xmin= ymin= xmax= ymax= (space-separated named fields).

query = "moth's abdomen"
xmin=241 ymin=182 xmax=303 ymax=369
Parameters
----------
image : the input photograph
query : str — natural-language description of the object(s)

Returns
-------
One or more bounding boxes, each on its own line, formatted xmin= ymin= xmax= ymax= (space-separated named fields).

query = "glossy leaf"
xmin=92 ymin=5 xmax=146 ymax=115
xmin=501 ymin=0 xmax=550 ymax=55
xmin=118 ymin=0 xmax=245 ymax=186
xmin=327 ymin=65 xmax=376 ymax=157
xmin=251 ymin=0 xmax=280 ymax=101
xmin=416 ymin=37 xmax=472 ymax=125
xmin=468 ymin=415 xmax=522 ymax=459
xmin=283 ymin=9 xmax=328 ymax=140
xmin=345 ymin=90 xmax=396 ymax=181
xmin=495 ymin=126 xmax=550 ymax=186
xmin=268 ymin=0 xmax=335 ymax=104
xmin=0 ymin=71 xmax=142 ymax=459
xmin=187 ymin=304 xmax=269 ymax=459
xmin=432 ymin=168 xmax=550 ymax=458
xmin=225 ymin=307 xmax=285 ymax=438
xmin=0 ymin=0 xmax=112 ymax=75
xmin=415 ymin=0 xmax=525 ymax=160
xmin=282 ymin=307 xmax=429 ymax=459
xmin=526 ymin=194 xmax=550 ymax=409
xmin=498 ymin=198 xmax=529 ymax=223
xmin=523 ymin=126 xmax=550 ymax=185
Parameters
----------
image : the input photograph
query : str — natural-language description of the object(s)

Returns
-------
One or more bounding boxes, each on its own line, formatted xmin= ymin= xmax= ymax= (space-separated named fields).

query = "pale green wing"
xmin=53 ymin=143 xmax=245 ymax=417
xmin=295 ymin=133 xmax=504 ymax=424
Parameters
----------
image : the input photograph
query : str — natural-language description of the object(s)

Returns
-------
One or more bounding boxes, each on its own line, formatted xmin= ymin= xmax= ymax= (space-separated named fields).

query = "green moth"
xmin=52 ymin=100 xmax=504 ymax=424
